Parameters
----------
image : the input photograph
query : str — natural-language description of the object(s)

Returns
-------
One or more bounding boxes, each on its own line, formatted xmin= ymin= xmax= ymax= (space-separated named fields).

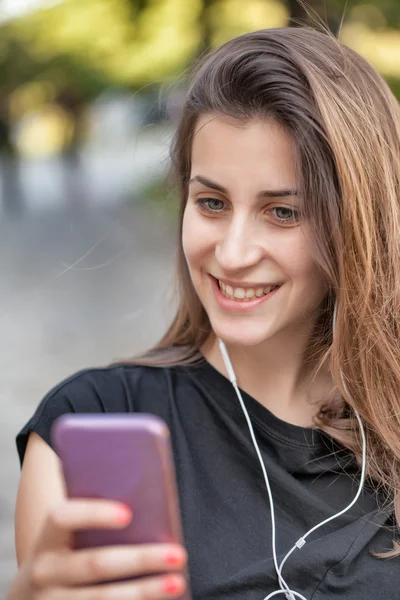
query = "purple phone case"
xmin=51 ymin=414 xmax=191 ymax=598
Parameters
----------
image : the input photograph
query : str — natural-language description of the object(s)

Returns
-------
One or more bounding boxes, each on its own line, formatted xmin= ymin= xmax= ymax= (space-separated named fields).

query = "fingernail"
xmin=115 ymin=505 xmax=132 ymax=523
xmin=162 ymin=575 xmax=185 ymax=596
xmin=164 ymin=549 xmax=186 ymax=566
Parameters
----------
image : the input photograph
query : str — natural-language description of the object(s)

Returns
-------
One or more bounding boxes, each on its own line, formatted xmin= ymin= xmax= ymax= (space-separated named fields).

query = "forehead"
xmin=191 ymin=114 xmax=299 ymax=187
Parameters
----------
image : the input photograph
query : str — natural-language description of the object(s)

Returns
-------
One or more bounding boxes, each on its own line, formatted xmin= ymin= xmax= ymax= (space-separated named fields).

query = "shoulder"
xmin=34 ymin=362 xmax=169 ymax=414
xmin=16 ymin=362 xmax=185 ymax=465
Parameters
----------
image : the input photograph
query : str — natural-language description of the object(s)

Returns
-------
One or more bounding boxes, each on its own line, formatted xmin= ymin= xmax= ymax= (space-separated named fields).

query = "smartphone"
xmin=51 ymin=413 xmax=191 ymax=597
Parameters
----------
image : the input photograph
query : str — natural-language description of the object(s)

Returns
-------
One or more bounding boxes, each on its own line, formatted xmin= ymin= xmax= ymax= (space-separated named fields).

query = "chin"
xmin=210 ymin=319 xmax=276 ymax=348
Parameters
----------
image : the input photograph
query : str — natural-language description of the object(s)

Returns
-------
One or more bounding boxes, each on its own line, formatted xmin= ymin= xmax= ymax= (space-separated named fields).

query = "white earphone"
xmin=218 ymin=303 xmax=367 ymax=600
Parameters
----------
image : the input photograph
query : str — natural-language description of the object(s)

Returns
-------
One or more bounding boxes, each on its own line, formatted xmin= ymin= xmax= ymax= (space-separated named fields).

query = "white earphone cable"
xmin=218 ymin=316 xmax=367 ymax=600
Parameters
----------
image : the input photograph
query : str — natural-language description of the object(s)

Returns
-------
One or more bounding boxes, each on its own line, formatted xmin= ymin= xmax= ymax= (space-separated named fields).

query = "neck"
xmin=202 ymin=323 xmax=333 ymax=428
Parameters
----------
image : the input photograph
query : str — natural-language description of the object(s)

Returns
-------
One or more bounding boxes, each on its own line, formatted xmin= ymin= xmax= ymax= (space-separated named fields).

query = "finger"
xmin=35 ymin=499 xmax=132 ymax=553
xmin=43 ymin=574 xmax=187 ymax=599
xmin=31 ymin=544 xmax=187 ymax=587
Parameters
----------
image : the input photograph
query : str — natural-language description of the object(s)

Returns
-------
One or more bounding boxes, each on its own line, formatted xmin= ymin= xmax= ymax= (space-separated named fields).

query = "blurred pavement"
xmin=0 ymin=124 xmax=178 ymax=594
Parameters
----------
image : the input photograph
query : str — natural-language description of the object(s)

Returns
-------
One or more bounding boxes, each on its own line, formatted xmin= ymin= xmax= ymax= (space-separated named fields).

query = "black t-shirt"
xmin=17 ymin=359 xmax=399 ymax=599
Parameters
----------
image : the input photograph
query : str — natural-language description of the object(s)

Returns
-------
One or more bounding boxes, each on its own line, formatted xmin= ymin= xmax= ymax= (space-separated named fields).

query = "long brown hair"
xmin=133 ymin=26 xmax=400 ymax=550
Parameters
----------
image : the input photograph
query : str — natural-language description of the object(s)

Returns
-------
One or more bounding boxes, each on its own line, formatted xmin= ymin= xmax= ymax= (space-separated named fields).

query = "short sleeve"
xmin=16 ymin=365 xmax=136 ymax=466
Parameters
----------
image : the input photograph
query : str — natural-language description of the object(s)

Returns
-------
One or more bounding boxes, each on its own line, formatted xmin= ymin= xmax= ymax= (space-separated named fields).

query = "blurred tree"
xmin=287 ymin=0 xmax=342 ymax=32
xmin=0 ymin=0 xmax=397 ymax=101
xmin=202 ymin=0 xmax=288 ymax=48
xmin=287 ymin=0 xmax=400 ymax=33
xmin=11 ymin=0 xmax=203 ymax=87
xmin=197 ymin=0 xmax=215 ymax=55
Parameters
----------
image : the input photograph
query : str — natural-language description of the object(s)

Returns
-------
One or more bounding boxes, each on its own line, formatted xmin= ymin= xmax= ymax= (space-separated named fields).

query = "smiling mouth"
xmin=217 ymin=279 xmax=280 ymax=302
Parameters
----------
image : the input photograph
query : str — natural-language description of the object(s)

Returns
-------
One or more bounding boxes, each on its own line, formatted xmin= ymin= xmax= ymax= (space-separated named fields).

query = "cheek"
xmin=281 ymin=234 xmax=326 ymax=297
xmin=295 ymin=256 xmax=327 ymax=302
xmin=182 ymin=204 xmax=215 ymax=268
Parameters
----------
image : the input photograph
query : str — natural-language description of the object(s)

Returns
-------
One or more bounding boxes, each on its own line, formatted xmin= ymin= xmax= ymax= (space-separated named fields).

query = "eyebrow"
xmin=189 ymin=175 xmax=298 ymax=199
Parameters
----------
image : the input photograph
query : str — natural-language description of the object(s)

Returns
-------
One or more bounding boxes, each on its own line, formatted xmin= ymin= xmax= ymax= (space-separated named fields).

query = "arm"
xmin=15 ymin=433 xmax=65 ymax=565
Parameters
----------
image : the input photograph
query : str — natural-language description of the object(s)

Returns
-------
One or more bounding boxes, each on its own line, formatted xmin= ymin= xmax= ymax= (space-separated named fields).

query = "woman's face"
xmin=182 ymin=114 xmax=327 ymax=347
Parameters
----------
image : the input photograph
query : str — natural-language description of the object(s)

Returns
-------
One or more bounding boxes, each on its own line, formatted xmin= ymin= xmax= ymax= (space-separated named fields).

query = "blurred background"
xmin=1 ymin=0 xmax=400 ymax=593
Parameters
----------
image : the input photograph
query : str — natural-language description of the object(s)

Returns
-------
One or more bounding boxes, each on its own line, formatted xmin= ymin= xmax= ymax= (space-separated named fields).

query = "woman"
xmin=8 ymin=26 xmax=400 ymax=600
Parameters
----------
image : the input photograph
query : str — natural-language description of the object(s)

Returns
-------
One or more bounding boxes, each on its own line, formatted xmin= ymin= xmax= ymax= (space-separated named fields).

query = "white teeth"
xmin=218 ymin=280 xmax=279 ymax=301
xmin=233 ymin=288 xmax=246 ymax=299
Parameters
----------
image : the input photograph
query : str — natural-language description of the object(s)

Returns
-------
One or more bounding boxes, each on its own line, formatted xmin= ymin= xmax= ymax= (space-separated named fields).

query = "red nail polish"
xmin=163 ymin=575 xmax=184 ymax=596
xmin=115 ymin=505 xmax=132 ymax=523
xmin=164 ymin=551 xmax=185 ymax=566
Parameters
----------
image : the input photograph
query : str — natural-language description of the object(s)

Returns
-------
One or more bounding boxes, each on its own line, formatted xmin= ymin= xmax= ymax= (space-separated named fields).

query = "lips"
xmin=210 ymin=275 xmax=281 ymax=312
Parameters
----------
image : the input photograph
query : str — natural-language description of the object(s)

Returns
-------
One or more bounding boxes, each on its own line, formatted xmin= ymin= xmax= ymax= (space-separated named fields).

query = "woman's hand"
xmin=8 ymin=498 xmax=188 ymax=599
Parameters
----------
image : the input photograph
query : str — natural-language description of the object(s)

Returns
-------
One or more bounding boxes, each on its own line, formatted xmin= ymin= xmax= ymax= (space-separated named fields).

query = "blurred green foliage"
xmin=0 ymin=0 xmax=399 ymax=104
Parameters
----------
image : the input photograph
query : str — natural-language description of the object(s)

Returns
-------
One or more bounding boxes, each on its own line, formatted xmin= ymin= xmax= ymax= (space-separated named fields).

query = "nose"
xmin=215 ymin=217 xmax=264 ymax=273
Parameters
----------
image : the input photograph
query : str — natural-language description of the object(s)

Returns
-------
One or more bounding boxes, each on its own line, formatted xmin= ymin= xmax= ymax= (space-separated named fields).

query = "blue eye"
xmin=195 ymin=198 xmax=225 ymax=213
xmin=271 ymin=207 xmax=299 ymax=223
